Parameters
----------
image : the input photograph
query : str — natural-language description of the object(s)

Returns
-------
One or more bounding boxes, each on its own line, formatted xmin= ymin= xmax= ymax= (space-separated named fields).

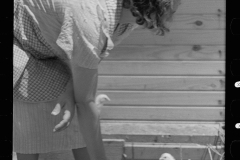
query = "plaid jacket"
xmin=13 ymin=0 xmax=137 ymax=102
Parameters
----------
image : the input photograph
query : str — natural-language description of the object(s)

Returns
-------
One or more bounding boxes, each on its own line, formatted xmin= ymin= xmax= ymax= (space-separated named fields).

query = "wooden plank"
xmin=168 ymin=14 xmax=225 ymax=30
xmin=120 ymin=30 xmax=225 ymax=45
xmin=103 ymin=135 xmax=217 ymax=147
xmin=107 ymin=45 xmax=225 ymax=61
xmin=101 ymin=121 xmax=223 ymax=145
xmin=100 ymin=106 xmax=225 ymax=121
xmin=101 ymin=121 xmax=224 ymax=134
xmin=117 ymin=0 xmax=225 ymax=15
xmin=133 ymin=14 xmax=225 ymax=30
xmin=175 ymin=0 xmax=225 ymax=14
xmin=35 ymin=139 xmax=124 ymax=160
xmin=124 ymin=142 xmax=223 ymax=160
xmin=98 ymin=61 xmax=225 ymax=76
xmin=98 ymin=76 xmax=225 ymax=91
xmin=97 ymin=91 xmax=225 ymax=106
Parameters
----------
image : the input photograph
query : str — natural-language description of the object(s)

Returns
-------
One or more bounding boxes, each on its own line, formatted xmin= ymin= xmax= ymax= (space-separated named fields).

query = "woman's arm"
xmin=52 ymin=78 xmax=75 ymax=132
xmin=71 ymin=64 xmax=108 ymax=160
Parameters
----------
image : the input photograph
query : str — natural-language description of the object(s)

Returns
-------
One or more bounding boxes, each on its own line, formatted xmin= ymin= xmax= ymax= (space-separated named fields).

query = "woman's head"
xmin=123 ymin=0 xmax=181 ymax=36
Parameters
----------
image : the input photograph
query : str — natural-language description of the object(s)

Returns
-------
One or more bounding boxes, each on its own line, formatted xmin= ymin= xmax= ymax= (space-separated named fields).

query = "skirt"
xmin=13 ymin=99 xmax=86 ymax=154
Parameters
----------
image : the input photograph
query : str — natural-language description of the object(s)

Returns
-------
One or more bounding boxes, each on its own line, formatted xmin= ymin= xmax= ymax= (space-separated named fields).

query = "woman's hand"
xmin=51 ymin=79 xmax=75 ymax=132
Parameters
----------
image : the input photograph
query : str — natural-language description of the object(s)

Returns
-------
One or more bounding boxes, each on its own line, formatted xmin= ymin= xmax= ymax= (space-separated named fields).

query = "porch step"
xmin=124 ymin=142 xmax=224 ymax=160
xmin=101 ymin=121 xmax=224 ymax=145
xmin=13 ymin=121 xmax=224 ymax=160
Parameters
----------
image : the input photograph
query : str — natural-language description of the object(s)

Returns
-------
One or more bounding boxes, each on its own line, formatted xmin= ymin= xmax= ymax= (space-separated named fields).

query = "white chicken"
xmin=95 ymin=94 xmax=111 ymax=105
xmin=159 ymin=153 xmax=176 ymax=160
xmin=95 ymin=94 xmax=111 ymax=114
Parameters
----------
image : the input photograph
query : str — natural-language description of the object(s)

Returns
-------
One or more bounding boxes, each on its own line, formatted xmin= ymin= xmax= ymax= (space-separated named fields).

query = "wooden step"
xmin=124 ymin=142 xmax=224 ymax=160
xmin=13 ymin=142 xmax=223 ymax=160
xmin=101 ymin=121 xmax=224 ymax=145
xmin=13 ymin=122 xmax=224 ymax=160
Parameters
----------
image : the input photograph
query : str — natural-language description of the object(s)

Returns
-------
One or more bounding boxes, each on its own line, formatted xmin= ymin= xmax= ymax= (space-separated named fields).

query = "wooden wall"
xmin=98 ymin=0 xmax=225 ymax=123
xmin=98 ymin=1 xmax=225 ymax=159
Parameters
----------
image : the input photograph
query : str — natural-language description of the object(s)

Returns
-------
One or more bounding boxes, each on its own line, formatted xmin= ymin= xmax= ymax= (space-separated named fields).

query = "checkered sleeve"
xmin=13 ymin=0 xmax=70 ymax=102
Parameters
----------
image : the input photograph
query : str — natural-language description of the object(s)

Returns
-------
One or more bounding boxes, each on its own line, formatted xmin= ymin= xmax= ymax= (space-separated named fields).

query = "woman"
xmin=13 ymin=0 xmax=181 ymax=160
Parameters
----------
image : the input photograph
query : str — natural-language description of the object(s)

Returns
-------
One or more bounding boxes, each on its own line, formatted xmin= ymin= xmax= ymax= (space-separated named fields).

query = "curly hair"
xmin=123 ymin=0 xmax=180 ymax=36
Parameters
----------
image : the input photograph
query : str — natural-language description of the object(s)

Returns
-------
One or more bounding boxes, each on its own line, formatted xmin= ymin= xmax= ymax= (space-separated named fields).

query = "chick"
xmin=95 ymin=94 xmax=111 ymax=114
xmin=95 ymin=94 xmax=110 ymax=105
xmin=159 ymin=153 xmax=176 ymax=160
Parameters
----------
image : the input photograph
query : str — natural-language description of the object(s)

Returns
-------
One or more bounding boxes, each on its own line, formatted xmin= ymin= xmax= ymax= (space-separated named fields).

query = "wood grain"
xmin=107 ymin=45 xmax=225 ymax=61
xmin=132 ymin=14 xmax=225 ymax=30
xmin=100 ymin=106 xmax=225 ymax=121
xmin=174 ymin=0 xmax=225 ymax=14
xmin=120 ymin=30 xmax=225 ymax=45
xmin=97 ymin=91 xmax=224 ymax=106
xmin=98 ymin=76 xmax=225 ymax=91
xmin=98 ymin=61 xmax=225 ymax=76
xmin=168 ymin=14 xmax=225 ymax=30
